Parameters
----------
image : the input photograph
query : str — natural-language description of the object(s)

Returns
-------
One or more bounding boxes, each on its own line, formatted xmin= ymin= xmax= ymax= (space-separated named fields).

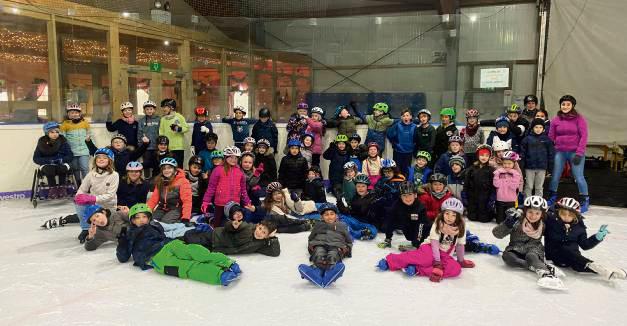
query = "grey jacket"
xmin=492 ymin=220 xmax=545 ymax=258
xmin=137 ymin=115 xmax=161 ymax=150
xmin=84 ymin=210 xmax=130 ymax=251
xmin=308 ymin=221 xmax=353 ymax=254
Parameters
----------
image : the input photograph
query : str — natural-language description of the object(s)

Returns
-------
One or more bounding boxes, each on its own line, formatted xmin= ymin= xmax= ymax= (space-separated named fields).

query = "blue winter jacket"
xmin=520 ymin=133 xmax=554 ymax=170
xmin=117 ymin=221 xmax=171 ymax=270
xmin=191 ymin=120 xmax=214 ymax=152
xmin=386 ymin=120 xmax=418 ymax=154
xmin=116 ymin=180 xmax=150 ymax=207
xmin=222 ymin=117 xmax=257 ymax=145
xmin=252 ymin=119 xmax=279 ymax=150
xmin=407 ymin=165 xmax=432 ymax=188
xmin=198 ymin=149 xmax=216 ymax=173
xmin=33 ymin=135 xmax=74 ymax=165
xmin=107 ymin=119 xmax=139 ymax=147
xmin=544 ymin=209 xmax=601 ymax=262
xmin=434 ymin=151 xmax=467 ymax=177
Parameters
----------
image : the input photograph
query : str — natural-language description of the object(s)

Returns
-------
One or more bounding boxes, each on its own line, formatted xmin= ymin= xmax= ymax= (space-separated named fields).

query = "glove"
xmin=290 ymin=191 xmax=300 ymax=202
xmin=253 ymin=164 xmax=264 ymax=177
xmin=504 ymin=208 xmax=522 ymax=228
xmin=201 ymin=202 xmax=210 ymax=214
xmin=74 ymin=194 xmax=96 ymax=205
xmin=63 ymin=163 xmax=71 ymax=171
xmin=573 ymin=155 xmax=583 ymax=165
xmin=595 ymin=224 xmax=610 ymax=241
xmin=200 ymin=125 xmax=210 ymax=133
xmin=106 ymin=111 xmax=113 ymax=121
xmin=117 ymin=226 xmax=127 ymax=240
xmin=170 ymin=124 xmax=182 ymax=132
xmin=190 ymin=146 xmax=196 ymax=156
xmin=459 ymin=259 xmax=475 ymax=268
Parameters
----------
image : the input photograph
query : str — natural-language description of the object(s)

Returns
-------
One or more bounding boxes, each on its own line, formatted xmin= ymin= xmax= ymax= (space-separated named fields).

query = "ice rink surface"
xmin=1 ymin=199 xmax=626 ymax=326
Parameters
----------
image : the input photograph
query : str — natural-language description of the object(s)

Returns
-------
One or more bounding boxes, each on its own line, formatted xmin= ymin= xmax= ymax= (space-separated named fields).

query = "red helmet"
xmin=194 ymin=106 xmax=208 ymax=116
xmin=465 ymin=108 xmax=480 ymax=118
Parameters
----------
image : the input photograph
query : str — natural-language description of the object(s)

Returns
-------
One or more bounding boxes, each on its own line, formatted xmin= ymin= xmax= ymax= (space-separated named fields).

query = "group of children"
xmin=34 ymin=95 xmax=624 ymax=290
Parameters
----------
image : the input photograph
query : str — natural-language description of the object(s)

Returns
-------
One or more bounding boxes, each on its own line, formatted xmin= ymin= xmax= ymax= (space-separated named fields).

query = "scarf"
xmin=441 ymin=222 xmax=460 ymax=237
xmin=122 ymin=115 xmax=136 ymax=124
xmin=522 ymin=219 xmax=543 ymax=239
xmin=431 ymin=189 xmax=447 ymax=199
xmin=464 ymin=123 xmax=479 ymax=137
xmin=37 ymin=136 xmax=63 ymax=157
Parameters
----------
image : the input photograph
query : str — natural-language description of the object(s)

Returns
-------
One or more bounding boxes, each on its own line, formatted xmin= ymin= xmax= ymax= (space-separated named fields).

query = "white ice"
xmin=1 ymin=199 xmax=626 ymax=326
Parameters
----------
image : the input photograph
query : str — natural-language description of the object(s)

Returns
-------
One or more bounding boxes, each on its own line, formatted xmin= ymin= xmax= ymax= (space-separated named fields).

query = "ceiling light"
xmin=469 ymin=15 xmax=477 ymax=22
xmin=122 ymin=12 xmax=130 ymax=18
xmin=163 ymin=40 xmax=170 ymax=46
xmin=154 ymin=1 xmax=162 ymax=9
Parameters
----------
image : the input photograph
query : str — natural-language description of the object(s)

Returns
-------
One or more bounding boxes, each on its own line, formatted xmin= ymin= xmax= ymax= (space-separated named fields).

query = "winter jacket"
xmin=408 ymin=165 xmax=432 ymax=190
xmin=308 ymin=220 xmax=353 ymax=255
xmin=323 ymin=144 xmax=350 ymax=185
xmin=390 ymin=199 xmax=431 ymax=244
xmin=348 ymin=144 xmax=368 ymax=171
xmin=417 ymin=124 xmax=436 ymax=154
xmin=448 ymin=170 xmax=466 ymax=202
xmin=386 ymin=120 xmax=418 ymax=154
xmin=327 ymin=115 xmax=361 ymax=136
xmin=84 ymin=210 xmax=129 ymax=251
xmin=77 ymin=170 xmax=120 ymax=208
xmin=342 ymin=178 xmax=357 ymax=203
xmin=60 ymin=119 xmax=93 ymax=156
xmin=112 ymin=142 xmax=148 ymax=176
xmin=222 ymin=117 xmax=256 ymax=145
xmin=302 ymin=177 xmax=326 ymax=203
xmin=107 ymin=119 xmax=139 ymax=147
xmin=549 ymin=113 xmax=588 ymax=156
xmin=434 ymin=151 xmax=466 ymax=177
xmin=509 ymin=117 xmax=530 ymax=140
xmin=374 ymin=174 xmax=406 ymax=206
xmin=254 ymin=152 xmax=277 ymax=188
xmin=305 ymin=118 xmax=325 ymax=154
xmin=493 ymin=168 xmax=521 ymax=202
xmin=191 ymin=120 xmax=213 ymax=152
xmin=486 ymin=130 xmax=519 ymax=153
xmin=278 ymin=153 xmax=308 ymax=190
xmin=434 ymin=123 xmax=458 ymax=158
xmin=198 ymin=148 xmax=217 ymax=173
xmin=203 ymin=165 xmax=251 ymax=207
xmin=492 ymin=219 xmax=545 ymax=258
xmin=33 ymin=135 xmax=73 ymax=165
xmin=460 ymin=125 xmax=485 ymax=155
xmin=365 ymin=114 xmax=394 ymax=151
xmin=522 ymin=108 xmax=538 ymax=123
xmin=116 ymin=179 xmax=150 ymax=208
xmin=521 ymin=133 xmax=554 ymax=170
xmin=210 ymin=222 xmax=281 ymax=256
xmin=159 ymin=113 xmax=190 ymax=151
xmin=137 ymin=114 xmax=160 ymax=150
xmin=252 ymin=119 xmax=279 ymax=150
xmin=186 ymin=171 xmax=208 ymax=214
xmin=116 ymin=221 xmax=169 ymax=270
xmin=418 ymin=190 xmax=453 ymax=220
xmin=464 ymin=163 xmax=495 ymax=200
xmin=489 ymin=158 xmax=524 ymax=190
xmin=147 ymin=169 xmax=193 ymax=221
xmin=544 ymin=210 xmax=600 ymax=261
xmin=337 ymin=191 xmax=377 ymax=221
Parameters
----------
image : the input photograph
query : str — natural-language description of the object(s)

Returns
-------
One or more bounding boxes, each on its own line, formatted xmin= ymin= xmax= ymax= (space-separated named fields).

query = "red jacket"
xmin=418 ymin=190 xmax=453 ymax=220
xmin=147 ymin=169 xmax=192 ymax=221
xmin=203 ymin=164 xmax=251 ymax=207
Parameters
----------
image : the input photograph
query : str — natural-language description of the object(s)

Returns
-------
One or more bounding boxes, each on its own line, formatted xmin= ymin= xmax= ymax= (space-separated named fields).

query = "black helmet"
xmin=308 ymin=165 xmax=321 ymax=175
xmin=399 ymin=181 xmax=416 ymax=195
xmin=524 ymin=94 xmax=538 ymax=105
xmin=559 ymin=95 xmax=576 ymax=107
xmin=205 ymin=132 xmax=218 ymax=142
xmin=429 ymin=173 xmax=448 ymax=186
xmin=259 ymin=107 xmax=271 ymax=118
xmin=160 ymin=98 xmax=177 ymax=110
xmin=188 ymin=155 xmax=204 ymax=167
xmin=157 ymin=135 xmax=169 ymax=145
xmin=349 ymin=133 xmax=361 ymax=142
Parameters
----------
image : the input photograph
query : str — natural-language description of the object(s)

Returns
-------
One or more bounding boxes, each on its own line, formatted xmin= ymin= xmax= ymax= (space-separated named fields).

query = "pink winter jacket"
xmin=305 ymin=118 xmax=324 ymax=154
xmin=492 ymin=168 xmax=521 ymax=202
xmin=203 ymin=165 xmax=251 ymax=207
xmin=548 ymin=113 xmax=588 ymax=156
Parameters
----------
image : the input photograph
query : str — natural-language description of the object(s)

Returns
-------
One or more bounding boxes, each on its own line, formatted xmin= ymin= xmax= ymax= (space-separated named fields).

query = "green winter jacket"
xmin=159 ymin=112 xmax=190 ymax=151
xmin=365 ymin=114 xmax=394 ymax=132
xmin=211 ymin=222 xmax=281 ymax=257
xmin=328 ymin=116 xmax=362 ymax=136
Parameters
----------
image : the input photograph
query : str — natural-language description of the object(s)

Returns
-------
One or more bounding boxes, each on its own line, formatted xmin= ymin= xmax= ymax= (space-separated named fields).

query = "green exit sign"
xmin=149 ymin=62 xmax=162 ymax=72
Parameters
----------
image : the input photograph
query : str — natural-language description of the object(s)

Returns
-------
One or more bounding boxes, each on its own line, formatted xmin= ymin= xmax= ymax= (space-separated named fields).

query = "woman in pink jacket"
xmin=201 ymin=146 xmax=251 ymax=227
xmin=493 ymin=151 xmax=522 ymax=224
xmin=547 ymin=95 xmax=590 ymax=212
xmin=306 ymin=106 xmax=326 ymax=166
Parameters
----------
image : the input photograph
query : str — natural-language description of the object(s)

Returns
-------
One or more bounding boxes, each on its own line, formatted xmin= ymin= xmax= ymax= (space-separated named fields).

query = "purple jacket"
xmin=493 ymin=168 xmax=521 ymax=202
xmin=548 ymin=113 xmax=588 ymax=156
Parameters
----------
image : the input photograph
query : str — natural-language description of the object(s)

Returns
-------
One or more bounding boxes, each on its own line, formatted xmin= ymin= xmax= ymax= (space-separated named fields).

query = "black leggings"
xmin=495 ymin=201 xmax=515 ymax=224
xmin=40 ymin=164 xmax=70 ymax=187
xmin=549 ymin=247 xmax=593 ymax=273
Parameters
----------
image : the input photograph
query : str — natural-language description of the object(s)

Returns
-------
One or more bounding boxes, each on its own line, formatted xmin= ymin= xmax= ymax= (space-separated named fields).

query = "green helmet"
xmin=416 ymin=151 xmax=432 ymax=162
xmin=210 ymin=150 xmax=224 ymax=159
xmin=506 ymin=103 xmax=522 ymax=114
xmin=372 ymin=102 xmax=389 ymax=114
xmin=440 ymin=107 xmax=456 ymax=119
xmin=335 ymin=134 xmax=349 ymax=143
xmin=129 ymin=203 xmax=152 ymax=220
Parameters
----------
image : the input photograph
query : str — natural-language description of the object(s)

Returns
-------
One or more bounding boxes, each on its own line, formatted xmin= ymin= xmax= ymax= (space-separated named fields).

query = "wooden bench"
xmin=588 ymin=142 xmax=625 ymax=172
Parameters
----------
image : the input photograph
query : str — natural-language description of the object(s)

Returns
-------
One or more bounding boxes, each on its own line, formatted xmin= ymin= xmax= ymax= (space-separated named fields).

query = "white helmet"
xmin=311 ymin=107 xmax=324 ymax=115
xmin=120 ymin=101 xmax=134 ymax=110
xmin=223 ymin=146 xmax=241 ymax=157
xmin=524 ymin=195 xmax=548 ymax=211
xmin=66 ymin=103 xmax=82 ymax=112
xmin=243 ymin=137 xmax=256 ymax=145
xmin=233 ymin=106 xmax=247 ymax=115
xmin=556 ymin=197 xmax=581 ymax=212
xmin=343 ymin=162 xmax=357 ymax=170
xmin=492 ymin=140 xmax=510 ymax=152
xmin=441 ymin=197 xmax=464 ymax=215
xmin=143 ymin=100 xmax=157 ymax=108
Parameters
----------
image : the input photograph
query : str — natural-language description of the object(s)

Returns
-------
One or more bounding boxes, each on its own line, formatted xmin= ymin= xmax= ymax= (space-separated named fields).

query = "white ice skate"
xmin=535 ymin=268 xmax=567 ymax=291
xmin=547 ymin=264 xmax=566 ymax=278
xmin=40 ymin=217 xmax=66 ymax=229
xmin=587 ymin=262 xmax=627 ymax=281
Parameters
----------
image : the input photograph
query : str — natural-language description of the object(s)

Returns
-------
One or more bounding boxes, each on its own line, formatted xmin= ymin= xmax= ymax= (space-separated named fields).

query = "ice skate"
xmin=376 ymin=259 xmax=389 ymax=271
xmin=220 ymin=270 xmax=240 ymax=286
xmin=41 ymin=216 xmax=66 ymax=229
xmin=535 ymin=269 xmax=567 ymax=291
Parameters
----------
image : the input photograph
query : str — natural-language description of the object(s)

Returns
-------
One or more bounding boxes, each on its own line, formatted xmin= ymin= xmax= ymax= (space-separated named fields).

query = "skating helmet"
xmin=372 ymin=102 xmax=389 ymax=114
xmin=524 ymin=195 xmax=548 ymax=211
xmin=243 ymin=137 xmax=256 ymax=145
xmin=502 ymin=151 xmax=520 ymax=162
xmin=311 ymin=106 xmax=324 ymax=116
xmin=160 ymin=98 xmax=177 ymax=110
xmin=417 ymin=109 xmax=431 ymax=119
xmin=188 ymin=155 xmax=204 ymax=167
xmin=194 ymin=106 xmax=208 ymax=116
xmin=142 ymin=100 xmax=157 ymax=108
xmin=399 ymin=181 xmax=416 ymax=195
xmin=297 ymin=102 xmax=309 ymax=110
xmin=120 ymin=101 xmax=134 ymax=111
xmin=448 ymin=155 xmax=466 ymax=169
xmin=94 ymin=148 xmax=115 ymax=160
xmin=343 ymin=162 xmax=357 ymax=171
xmin=159 ymin=157 xmax=178 ymax=167
xmin=111 ymin=134 xmax=127 ymax=144
xmin=266 ymin=181 xmax=283 ymax=194
xmin=465 ymin=108 xmax=480 ymax=118
xmin=126 ymin=161 xmax=143 ymax=171
xmin=506 ymin=104 xmax=522 ymax=114
xmin=223 ymin=146 xmax=241 ymax=157
xmin=210 ymin=150 xmax=224 ymax=159
xmin=429 ymin=173 xmax=448 ymax=186
xmin=475 ymin=144 xmax=493 ymax=157
xmin=416 ymin=151 xmax=432 ymax=163
xmin=233 ymin=106 xmax=247 ymax=115
xmin=439 ymin=107 xmax=456 ymax=119
xmin=256 ymin=138 xmax=271 ymax=148
xmin=334 ymin=105 xmax=349 ymax=118
xmin=367 ymin=142 xmax=380 ymax=151
xmin=157 ymin=135 xmax=169 ymax=145
xmin=287 ymin=139 xmax=302 ymax=148
xmin=354 ymin=173 xmax=370 ymax=185
xmin=381 ymin=159 xmax=396 ymax=169
xmin=66 ymin=103 xmax=82 ymax=112
xmin=318 ymin=203 xmax=338 ymax=215
xmin=84 ymin=204 xmax=106 ymax=223
xmin=129 ymin=203 xmax=152 ymax=221
xmin=335 ymin=134 xmax=349 ymax=143
xmin=556 ymin=197 xmax=581 ymax=212
xmin=43 ymin=121 xmax=60 ymax=134
xmin=448 ymin=135 xmax=463 ymax=144
xmin=441 ymin=197 xmax=464 ymax=215
xmin=524 ymin=95 xmax=538 ymax=105
xmin=349 ymin=133 xmax=362 ymax=143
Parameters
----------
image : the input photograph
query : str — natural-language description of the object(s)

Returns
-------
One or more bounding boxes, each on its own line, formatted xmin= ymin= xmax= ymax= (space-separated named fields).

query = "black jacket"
xmin=252 ymin=119 xmax=279 ymax=150
xmin=33 ymin=135 xmax=73 ymax=165
xmin=116 ymin=179 xmax=150 ymax=207
xmin=323 ymin=144 xmax=350 ymax=184
xmin=520 ymin=133 xmax=554 ymax=170
xmin=254 ymin=152 xmax=277 ymax=188
xmin=464 ymin=163 xmax=495 ymax=200
xmin=338 ymin=191 xmax=377 ymax=222
xmin=191 ymin=120 xmax=213 ymax=152
xmin=302 ymin=177 xmax=326 ymax=203
xmin=106 ymin=119 xmax=139 ymax=147
xmin=116 ymin=221 xmax=169 ymax=270
xmin=278 ymin=153 xmax=308 ymax=189
xmin=544 ymin=210 xmax=601 ymax=261
xmin=434 ymin=123 xmax=458 ymax=158
xmin=113 ymin=142 xmax=148 ymax=176
xmin=390 ymin=199 xmax=431 ymax=244
xmin=186 ymin=222 xmax=280 ymax=257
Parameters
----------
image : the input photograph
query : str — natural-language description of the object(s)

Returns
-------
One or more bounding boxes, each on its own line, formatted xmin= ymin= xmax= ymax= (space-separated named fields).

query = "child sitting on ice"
xmin=186 ymin=156 xmax=208 ymax=215
xmin=117 ymin=203 xmax=241 ymax=286
xmin=433 ymin=135 xmax=466 ymax=177
xmin=342 ymin=162 xmax=359 ymax=203
xmin=197 ymin=132 xmax=218 ymax=173
xmin=407 ymin=151 xmax=433 ymax=194
xmin=361 ymin=142 xmax=382 ymax=189
xmin=116 ymin=161 xmax=149 ymax=209
xmin=259 ymin=182 xmax=315 ymax=233
xmin=253 ymin=139 xmax=277 ymax=191
xmin=447 ymin=155 xmax=466 ymax=202
xmin=492 ymin=197 xmax=566 ymax=290
xmin=298 ymin=203 xmax=352 ymax=288
xmin=337 ymin=174 xmax=379 ymax=228
xmin=377 ymin=198 xmax=474 ymax=282
xmin=302 ymin=166 xmax=326 ymax=203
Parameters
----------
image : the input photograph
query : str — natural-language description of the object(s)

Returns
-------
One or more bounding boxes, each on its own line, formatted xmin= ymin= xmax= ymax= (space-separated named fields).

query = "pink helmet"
xmin=502 ymin=151 xmax=520 ymax=161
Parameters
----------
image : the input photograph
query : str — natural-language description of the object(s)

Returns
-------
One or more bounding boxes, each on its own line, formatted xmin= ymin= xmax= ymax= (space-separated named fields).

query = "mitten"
xmin=200 ymin=125 xmax=210 ymax=133
xmin=504 ymin=208 xmax=522 ymax=228
xmin=74 ymin=194 xmax=96 ymax=205
xmin=595 ymin=224 xmax=609 ymax=241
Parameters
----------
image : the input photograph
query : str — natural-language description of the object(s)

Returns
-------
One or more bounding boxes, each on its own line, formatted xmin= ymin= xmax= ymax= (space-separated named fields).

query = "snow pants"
xmin=385 ymin=244 xmax=461 ymax=279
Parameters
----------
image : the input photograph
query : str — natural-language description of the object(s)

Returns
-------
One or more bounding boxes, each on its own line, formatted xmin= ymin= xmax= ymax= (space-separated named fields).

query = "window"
xmin=191 ymin=43 xmax=222 ymax=118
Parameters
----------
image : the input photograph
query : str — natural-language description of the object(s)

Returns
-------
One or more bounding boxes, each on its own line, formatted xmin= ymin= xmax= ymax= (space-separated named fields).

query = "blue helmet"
xmin=43 ymin=121 xmax=60 ymax=134
xmin=318 ymin=203 xmax=338 ymax=215
xmin=381 ymin=159 xmax=397 ymax=169
xmin=334 ymin=105 xmax=349 ymax=118
xmin=287 ymin=139 xmax=302 ymax=148
xmin=160 ymin=157 xmax=178 ymax=167
xmin=495 ymin=116 xmax=510 ymax=128
xmin=126 ymin=161 xmax=143 ymax=171
xmin=84 ymin=204 xmax=105 ymax=224
xmin=94 ymin=148 xmax=114 ymax=160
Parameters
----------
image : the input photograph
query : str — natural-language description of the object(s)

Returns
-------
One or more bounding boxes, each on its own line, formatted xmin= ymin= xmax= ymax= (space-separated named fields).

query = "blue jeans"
xmin=75 ymin=204 xmax=89 ymax=230
xmin=549 ymin=151 xmax=588 ymax=195
xmin=72 ymin=155 xmax=90 ymax=185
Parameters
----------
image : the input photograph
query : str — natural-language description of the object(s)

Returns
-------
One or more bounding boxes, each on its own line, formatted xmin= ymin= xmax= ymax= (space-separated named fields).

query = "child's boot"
xmin=580 ymin=195 xmax=590 ymax=213
xmin=376 ymin=258 xmax=389 ymax=271
xmin=322 ymin=262 xmax=345 ymax=288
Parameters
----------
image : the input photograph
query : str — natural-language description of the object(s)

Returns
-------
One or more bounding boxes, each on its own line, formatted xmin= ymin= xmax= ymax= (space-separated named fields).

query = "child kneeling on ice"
xmin=298 ymin=203 xmax=352 ymax=288
xmin=117 ymin=203 xmax=240 ymax=286
xmin=492 ymin=196 xmax=566 ymax=290
xmin=377 ymin=198 xmax=474 ymax=282
xmin=544 ymin=197 xmax=626 ymax=281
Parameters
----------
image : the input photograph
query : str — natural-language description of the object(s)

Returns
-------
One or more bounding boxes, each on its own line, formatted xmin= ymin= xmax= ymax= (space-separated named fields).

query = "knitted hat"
xmin=476 ymin=147 xmax=492 ymax=157
xmin=530 ymin=118 xmax=546 ymax=130
xmin=224 ymin=201 xmax=243 ymax=219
